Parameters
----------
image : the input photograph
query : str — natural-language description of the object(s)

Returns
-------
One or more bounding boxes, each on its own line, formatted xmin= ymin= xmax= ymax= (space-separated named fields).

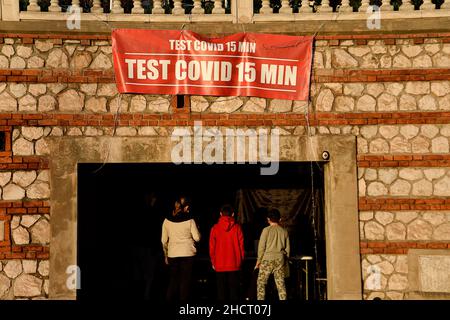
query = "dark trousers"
xmin=166 ymin=256 xmax=194 ymax=301
xmin=131 ymin=247 xmax=157 ymax=300
xmin=216 ymin=271 xmax=240 ymax=301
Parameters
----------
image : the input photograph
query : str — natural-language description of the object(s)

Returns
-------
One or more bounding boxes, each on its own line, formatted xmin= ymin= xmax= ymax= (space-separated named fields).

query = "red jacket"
xmin=209 ymin=216 xmax=244 ymax=272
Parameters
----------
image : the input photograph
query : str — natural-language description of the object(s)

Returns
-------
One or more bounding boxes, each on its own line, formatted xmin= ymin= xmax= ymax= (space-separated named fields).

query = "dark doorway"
xmin=77 ymin=162 xmax=326 ymax=301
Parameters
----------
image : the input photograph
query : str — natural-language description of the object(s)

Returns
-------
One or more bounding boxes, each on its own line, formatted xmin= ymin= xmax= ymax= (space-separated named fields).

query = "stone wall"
xmin=0 ymin=31 xmax=449 ymax=299
xmin=0 ymin=197 xmax=49 ymax=299
xmin=0 ymin=38 xmax=112 ymax=70
xmin=314 ymin=39 xmax=450 ymax=70
xmin=361 ymin=254 xmax=408 ymax=300
xmin=358 ymin=168 xmax=450 ymax=198
xmin=2 ymin=80 xmax=450 ymax=114
xmin=1 ymin=37 xmax=450 ymax=72
xmin=360 ymin=210 xmax=450 ymax=242
xmin=0 ymin=259 xmax=49 ymax=299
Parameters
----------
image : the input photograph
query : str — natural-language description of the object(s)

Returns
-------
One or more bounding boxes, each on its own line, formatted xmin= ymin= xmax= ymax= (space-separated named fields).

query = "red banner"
xmin=112 ymin=29 xmax=313 ymax=100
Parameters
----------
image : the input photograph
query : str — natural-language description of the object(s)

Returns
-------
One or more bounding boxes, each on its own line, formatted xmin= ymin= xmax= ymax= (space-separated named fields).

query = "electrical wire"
xmin=302 ymin=6 xmax=344 ymax=298
xmin=92 ymin=92 xmax=123 ymax=173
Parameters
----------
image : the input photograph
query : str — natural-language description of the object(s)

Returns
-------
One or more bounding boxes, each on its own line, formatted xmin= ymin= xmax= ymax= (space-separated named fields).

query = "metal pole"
xmin=301 ymin=256 xmax=312 ymax=300
xmin=305 ymin=260 xmax=309 ymax=300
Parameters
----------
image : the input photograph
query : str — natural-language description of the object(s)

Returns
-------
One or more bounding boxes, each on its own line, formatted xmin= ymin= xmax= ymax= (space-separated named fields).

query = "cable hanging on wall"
xmin=301 ymin=14 xmax=339 ymax=298
xmin=92 ymin=92 xmax=123 ymax=173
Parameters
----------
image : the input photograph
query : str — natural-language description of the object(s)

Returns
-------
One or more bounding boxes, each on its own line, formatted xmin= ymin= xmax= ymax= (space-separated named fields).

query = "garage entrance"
xmin=77 ymin=162 xmax=326 ymax=301
xmin=48 ymin=135 xmax=361 ymax=300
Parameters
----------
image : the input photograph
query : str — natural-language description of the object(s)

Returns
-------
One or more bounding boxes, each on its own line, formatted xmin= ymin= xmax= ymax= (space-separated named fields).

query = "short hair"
xmin=267 ymin=208 xmax=281 ymax=222
xmin=220 ymin=204 xmax=234 ymax=216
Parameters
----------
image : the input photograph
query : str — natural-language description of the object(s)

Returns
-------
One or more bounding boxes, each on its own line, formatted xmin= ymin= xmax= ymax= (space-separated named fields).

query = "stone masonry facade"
xmin=0 ymin=31 xmax=450 ymax=299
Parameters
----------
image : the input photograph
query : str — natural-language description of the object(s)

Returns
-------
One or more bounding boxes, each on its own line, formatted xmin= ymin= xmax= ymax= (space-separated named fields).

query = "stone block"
xmin=335 ymin=96 xmax=354 ymax=112
xmin=405 ymin=82 xmax=430 ymax=95
xmin=58 ymin=90 xmax=84 ymax=112
xmin=38 ymin=261 xmax=49 ymax=277
xmin=3 ymin=184 xmax=26 ymax=200
xmin=13 ymin=171 xmax=37 ymax=188
xmin=13 ymin=274 xmax=42 ymax=297
xmin=418 ymin=95 xmax=437 ymax=111
xmin=315 ymin=89 xmax=334 ymax=112
xmin=191 ymin=96 xmax=210 ymax=113
xmin=46 ymin=48 xmax=68 ymax=68
xmin=400 ymin=125 xmax=419 ymax=140
xmin=27 ymin=181 xmax=50 ymax=199
xmin=369 ymin=138 xmax=389 ymax=153
xmin=389 ymin=179 xmax=411 ymax=196
xmin=378 ymin=168 xmax=398 ymax=184
xmin=90 ymin=53 xmax=112 ymax=69
xmin=30 ymin=219 xmax=50 ymax=244
xmin=407 ymin=219 xmax=433 ymax=240
xmin=367 ymin=182 xmax=387 ymax=197
xmin=13 ymin=226 xmax=30 ymax=245
xmin=418 ymin=255 xmax=450 ymax=293
xmin=0 ymin=92 xmax=18 ymax=112
xmin=0 ymin=274 xmax=11 ymax=299
xmin=210 ymin=97 xmax=243 ymax=113
xmin=375 ymin=211 xmax=394 ymax=226
xmin=364 ymin=221 xmax=385 ymax=240
xmin=130 ymin=96 xmax=146 ymax=113
xmin=386 ymin=222 xmax=406 ymax=240
xmin=433 ymin=223 xmax=450 ymax=241
xmin=379 ymin=126 xmax=399 ymax=139
xmin=388 ymin=274 xmax=408 ymax=291
xmin=333 ymin=49 xmax=358 ymax=68
xmin=434 ymin=176 xmax=450 ymax=196
xmin=22 ymin=260 xmax=37 ymax=274
xmin=356 ymin=95 xmax=376 ymax=111
xmin=268 ymin=99 xmax=292 ymax=113
xmin=395 ymin=211 xmax=418 ymax=224
xmin=399 ymin=94 xmax=417 ymax=111
xmin=4 ymin=260 xmax=22 ymax=279
xmin=85 ymin=97 xmax=107 ymax=113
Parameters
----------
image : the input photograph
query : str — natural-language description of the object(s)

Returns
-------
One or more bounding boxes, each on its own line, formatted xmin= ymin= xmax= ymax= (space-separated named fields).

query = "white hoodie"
xmin=161 ymin=218 xmax=201 ymax=258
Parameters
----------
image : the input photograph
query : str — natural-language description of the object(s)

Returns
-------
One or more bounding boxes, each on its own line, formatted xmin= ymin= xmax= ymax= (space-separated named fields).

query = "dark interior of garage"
xmin=77 ymin=162 xmax=327 ymax=301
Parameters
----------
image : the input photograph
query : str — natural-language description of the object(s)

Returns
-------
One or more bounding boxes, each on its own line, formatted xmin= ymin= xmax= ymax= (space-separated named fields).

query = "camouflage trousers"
xmin=257 ymin=258 xmax=287 ymax=300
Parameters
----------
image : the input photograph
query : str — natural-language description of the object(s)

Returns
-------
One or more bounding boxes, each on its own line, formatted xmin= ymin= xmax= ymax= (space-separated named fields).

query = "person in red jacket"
xmin=209 ymin=204 xmax=245 ymax=301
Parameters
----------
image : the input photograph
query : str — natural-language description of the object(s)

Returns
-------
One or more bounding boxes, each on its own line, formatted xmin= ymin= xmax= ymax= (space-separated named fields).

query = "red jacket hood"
xmin=217 ymin=216 xmax=236 ymax=232
xmin=209 ymin=216 xmax=244 ymax=272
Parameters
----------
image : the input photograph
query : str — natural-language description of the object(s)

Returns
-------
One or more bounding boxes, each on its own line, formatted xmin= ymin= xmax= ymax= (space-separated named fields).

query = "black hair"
xmin=267 ymin=208 xmax=281 ymax=223
xmin=220 ymin=204 xmax=234 ymax=217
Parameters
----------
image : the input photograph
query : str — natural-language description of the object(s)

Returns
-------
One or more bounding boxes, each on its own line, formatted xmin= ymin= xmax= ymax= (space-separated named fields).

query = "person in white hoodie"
xmin=161 ymin=199 xmax=201 ymax=301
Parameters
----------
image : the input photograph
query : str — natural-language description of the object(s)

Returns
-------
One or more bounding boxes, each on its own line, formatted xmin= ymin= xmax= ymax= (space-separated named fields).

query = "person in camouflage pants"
xmin=255 ymin=209 xmax=290 ymax=300
xmin=257 ymin=258 xmax=287 ymax=300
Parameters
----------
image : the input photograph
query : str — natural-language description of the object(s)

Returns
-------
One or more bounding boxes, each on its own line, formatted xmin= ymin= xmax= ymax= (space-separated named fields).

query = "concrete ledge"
xmin=1 ymin=17 xmax=450 ymax=36
xmin=253 ymin=9 xmax=450 ymax=22
xmin=19 ymin=12 xmax=234 ymax=23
